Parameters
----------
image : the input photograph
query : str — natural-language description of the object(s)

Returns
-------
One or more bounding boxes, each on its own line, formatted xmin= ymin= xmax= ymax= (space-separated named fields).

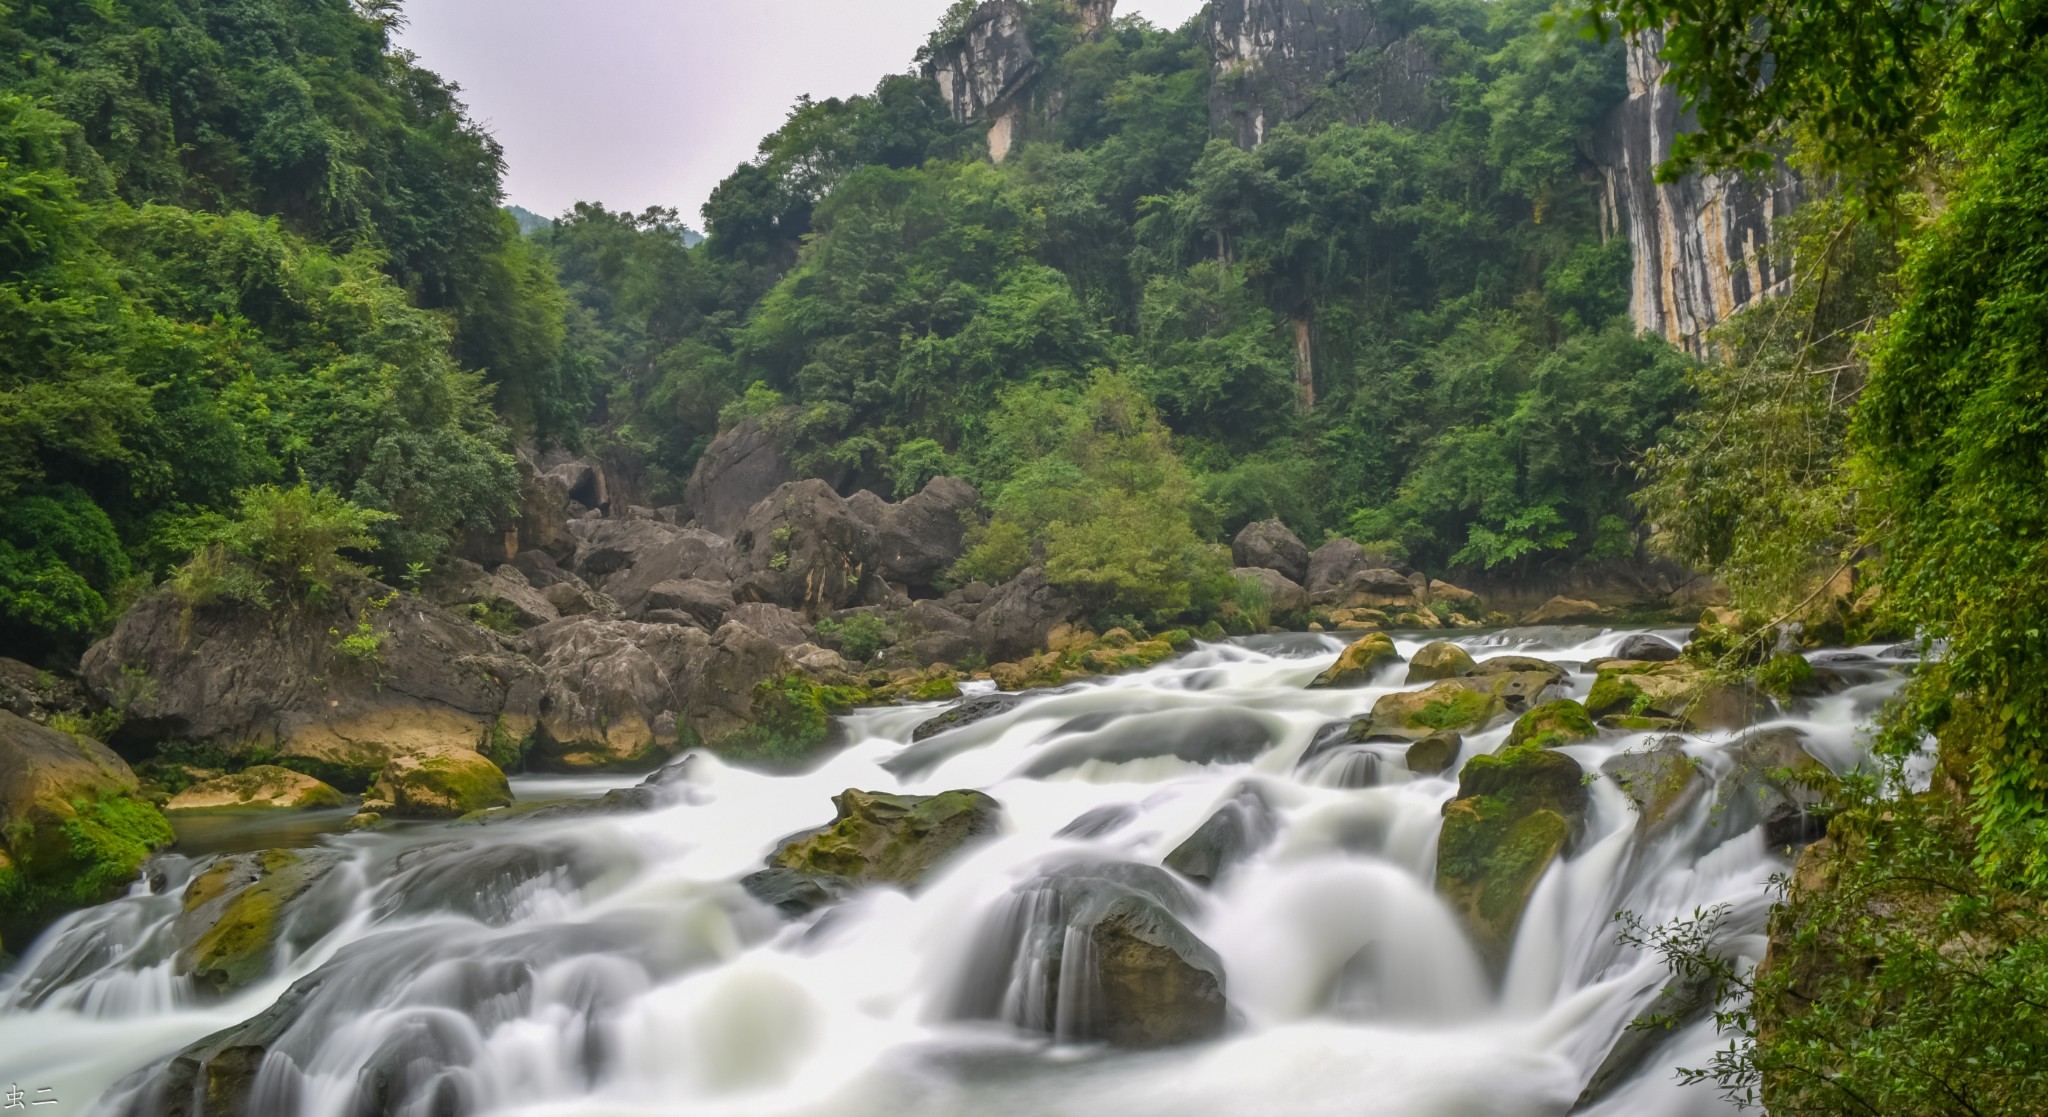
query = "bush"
xmin=175 ymin=485 xmax=393 ymax=608
xmin=817 ymin=614 xmax=891 ymax=663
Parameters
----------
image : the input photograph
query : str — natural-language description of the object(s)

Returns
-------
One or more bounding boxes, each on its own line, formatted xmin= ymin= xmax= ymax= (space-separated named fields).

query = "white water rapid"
xmin=0 ymin=628 xmax=1911 ymax=1117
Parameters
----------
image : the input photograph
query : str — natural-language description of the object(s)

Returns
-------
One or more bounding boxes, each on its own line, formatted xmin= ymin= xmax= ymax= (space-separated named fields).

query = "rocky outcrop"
xmin=1208 ymin=0 xmax=1445 ymax=148
xmin=81 ymin=586 xmax=519 ymax=790
xmin=1597 ymin=28 xmax=1800 ymax=354
xmin=1232 ymin=518 xmax=1310 ymax=583
xmin=505 ymin=617 xmax=705 ymax=771
xmin=164 ymin=767 xmax=346 ymax=813
xmin=874 ymin=476 xmax=980 ymax=592
xmin=0 ymin=657 xmax=90 ymax=724
xmin=970 ymin=566 xmax=1081 ymax=662
xmin=1 ymin=712 xmax=174 ymax=947
xmin=681 ymin=420 xmax=795 ymax=536
xmin=770 ymin=788 xmax=1003 ymax=889
xmin=568 ymin=518 xmax=731 ymax=619
xmin=1614 ymin=633 xmax=1682 ymax=662
xmin=1436 ymin=743 xmax=1590 ymax=968
xmin=731 ymin=479 xmax=890 ymax=614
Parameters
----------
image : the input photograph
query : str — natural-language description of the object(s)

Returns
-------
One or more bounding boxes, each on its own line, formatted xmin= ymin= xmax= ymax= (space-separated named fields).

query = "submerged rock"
xmin=1307 ymin=632 xmax=1402 ymax=688
xmin=1164 ymin=783 xmax=1277 ymax=886
xmin=163 ymin=766 xmax=346 ymax=813
xmin=771 ymin=788 xmax=1003 ymax=889
xmin=1435 ymin=744 xmax=1590 ymax=968
xmin=952 ymin=860 xmax=1226 ymax=1047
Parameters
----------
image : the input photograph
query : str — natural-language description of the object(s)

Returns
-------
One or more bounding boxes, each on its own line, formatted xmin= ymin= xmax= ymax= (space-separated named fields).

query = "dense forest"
xmin=1 ymin=0 xmax=1694 ymax=661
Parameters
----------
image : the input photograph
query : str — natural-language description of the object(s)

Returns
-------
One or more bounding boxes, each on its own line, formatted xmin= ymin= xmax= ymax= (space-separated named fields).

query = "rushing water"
xmin=0 ymin=627 xmax=1912 ymax=1117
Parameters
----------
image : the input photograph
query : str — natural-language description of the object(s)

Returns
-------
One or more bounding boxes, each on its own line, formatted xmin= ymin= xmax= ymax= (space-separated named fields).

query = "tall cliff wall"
xmin=1598 ymin=30 xmax=1801 ymax=354
xmin=931 ymin=1 xmax=1119 ymax=162
xmin=1206 ymin=0 xmax=1446 ymax=148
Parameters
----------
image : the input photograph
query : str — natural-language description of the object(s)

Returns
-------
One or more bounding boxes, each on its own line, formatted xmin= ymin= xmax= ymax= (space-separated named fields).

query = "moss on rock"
xmin=1308 ymin=633 xmax=1402 ymax=688
xmin=713 ymin=674 xmax=870 ymax=767
xmin=1435 ymin=743 xmax=1590 ymax=968
xmin=367 ymin=745 xmax=513 ymax=819
xmin=1505 ymin=700 xmax=1599 ymax=749
xmin=176 ymin=848 xmax=341 ymax=996
xmin=164 ymin=766 xmax=347 ymax=813
xmin=772 ymin=788 xmax=1003 ymax=889
xmin=1405 ymin=641 xmax=1476 ymax=683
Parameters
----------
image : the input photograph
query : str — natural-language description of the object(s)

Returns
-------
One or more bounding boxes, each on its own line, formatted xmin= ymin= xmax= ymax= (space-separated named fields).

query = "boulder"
xmin=1522 ymin=595 xmax=1610 ymax=624
xmin=641 ymin=577 xmax=737 ymax=628
xmin=174 ymin=849 xmax=346 ymax=997
xmin=1163 ymin=783 xmax=1276 ymax=886
xmin=1435 ymin=743 xmax=1590 ymax=967
xmin=903 ymin=599 xmax=977 ymax=665
xmin=164 ymin=767 xmax=347 ymax=813
xmin=1469 ymin=655 xmax=1568 ymax=683
xmin=970 ymin=566 xmax=1081 ymax=663
xmin=540 ymin=580 xmax=600 ymax=616
xmin=1614 ymin=633 xmax=1682 ymax=662
xmin=368 ymin=744 xmax=513 ymax=819
xmin=1405 ymin=641 xmax=1476 ymax=683
xmin=952 ymin=860 xmax=1226 ymax=1048
xmin=1406 ymin=731 xmax=1463 ymax=775
xmin=1305 ymin=537 xmax=1370 ymax=597
xmin=731 ymin=479 xmax=888 ymax=614
xmin=771 ymin=788 xmax=1003 ymax=889
xmin=0 ymin=657 xmax=91 ymax=723
xmin=910 ymin=693 xmax=1024 ymax=743
xmin=81 ymin=586 xmax=520 ymax=790
xmin=570 ymin=519 xmax=733 ymax=618
xmin=506 ymin=617 xmax=706 ymax=771
xmin=1428 ymin=579 xmax=1482 ymax=612
xmin=680 ymin=621 xmax=806 ymax=749
xmin=726 ymin=602 xmax=813 ymax=649
xmin=1358 ymin=671 xmax=1560 ymax=741
xmin=0 ymin=710 xmax=174 ymax=946
xmin=1308 ymin=632 xmax=1402 ymax=688
xmin=1504 ymin=699 xmax=1599 ymax=749
xmin=1706 ymin=728 xmax=1836 ymax=851
xmin=681 ymin=419 xmax=795 ymax=536
xmin=1233 ymin=566 xmax=1310 ymax=617
xmin=876 ymin=476 xmax=981 ymax=591
xmin=1231 ymin=519 xmax=1310 ymax=584
xmin=1585 ymin=660 xmax=1771 ymax=732
xmin=1602 ymin=737 xmax=1710 ymax=841
xmin=1337 ymin=567 xmax=1420 ymax=610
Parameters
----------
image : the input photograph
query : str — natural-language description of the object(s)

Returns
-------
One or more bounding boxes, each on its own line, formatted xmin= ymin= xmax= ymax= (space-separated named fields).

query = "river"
xmin=0 ymin=627 xmax=1910 ymax=1116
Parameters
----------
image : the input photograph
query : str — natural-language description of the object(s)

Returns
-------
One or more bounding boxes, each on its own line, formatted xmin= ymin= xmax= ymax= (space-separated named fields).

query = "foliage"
xmin=177 ymin=485 xmax=392 ymax=608
xmin=817 ymin=614 xmax=891 ymax=664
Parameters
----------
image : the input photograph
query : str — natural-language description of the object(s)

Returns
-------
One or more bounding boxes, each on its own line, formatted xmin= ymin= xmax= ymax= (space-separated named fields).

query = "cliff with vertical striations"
xmin=1597 ymin=29 xmax=1801 ymax=354
xmin=1206 ymin=0 xmax=1449 ymax=149
xmin=931 ymin=1 xmax=1120 ymax=163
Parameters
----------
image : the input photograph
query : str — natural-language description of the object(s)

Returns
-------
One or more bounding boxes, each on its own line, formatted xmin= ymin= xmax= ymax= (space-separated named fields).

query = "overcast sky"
xmin=398 ymin=0 xmax=1210 ymax=227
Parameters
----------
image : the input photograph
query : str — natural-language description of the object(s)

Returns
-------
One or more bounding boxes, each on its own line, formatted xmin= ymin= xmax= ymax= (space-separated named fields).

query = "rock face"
xmin=164 ymin=767 xmax=346 ymax=813
xmin=971 ymin=566 xmax=1080 ymax=662
xmin=81 ymin=587 xmax=517 ymax=790
xmin=506 ymin=617 xmax=705 ymax=771
xmin=771 ymin=788 xmax=1003 ymax=889
xmin=874 ymin=476 xmax=980 ymax=592
xmin=569 ymin=518 xmax=731 ymax=619
xmin=1436 ymin=744 xmax=1590 ymax=967
xmin=1208 ymin=0 xmax=1427 ymax=148
xmin=367 ymin=744 xmax=513 ymax=819
xmin=681 ymin=420 xmax=794 ymax=536
xmin=1597 ymin=28 xmax=1800 ymax=354
xmin=1232 ymin=518 xmax=1310 ymax=583
xmin=732 ymin=479 xmax=889 ymax=615
xmin=931 ymin=0 xmax=1039 ymax=160
xmin=0 ymin=711 xmax=173 ymax=946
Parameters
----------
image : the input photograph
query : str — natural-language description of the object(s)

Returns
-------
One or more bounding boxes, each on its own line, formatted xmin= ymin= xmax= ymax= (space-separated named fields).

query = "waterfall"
xmin=0 ymin=627 xmax=1910 ymax=1117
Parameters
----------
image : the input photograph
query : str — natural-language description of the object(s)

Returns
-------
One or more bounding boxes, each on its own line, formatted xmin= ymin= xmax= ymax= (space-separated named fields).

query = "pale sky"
xmin=398 ymin=0 xmax=1211 ymax=227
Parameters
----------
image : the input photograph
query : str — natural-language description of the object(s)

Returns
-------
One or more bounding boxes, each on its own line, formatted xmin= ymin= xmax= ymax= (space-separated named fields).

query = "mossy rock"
xmin=1585 ymin=660 xmax=1769 ymax=732
xmin=0 ymin=711 xmax=174 ymax=946
xmin=771 ymin=788 xmax=1003 ymax=889
xmin=1358 ymin=671 xmax=1559 ymax=741
xmin=1434 ymin=744 xmax=1590 ymax=968
xmin=1754 ymin=652 xmax=1818 ymax=699
xmin=1505 ymin=700 xmax=1598 ymax=749
xmin=1601 ymin=738 xmax=1709 ymax=841
xmin=176 ymin=848 xmax=342 ymax=997
xmin=1308 ymin=633 xmax=1402 ymax=688
xmin=164 ymin=766 xmax=347 ymax=813
xmin=712 ymin=674 xmax=869 ymax=768
xmin=1405 ymin=641 xmax=1476 ymax=683
xmin=367 ymin=745 xmax=513 ymax=819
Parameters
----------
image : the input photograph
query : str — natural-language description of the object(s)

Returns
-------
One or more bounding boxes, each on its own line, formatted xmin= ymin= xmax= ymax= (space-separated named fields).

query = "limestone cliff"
xmin=1598 ymin=29 xmax=1801 ymax=354
xmin=929 ymin=1 xmax=1117 ymax=162
xmin=1206 ymin=0 xmax=1446 ymax=149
